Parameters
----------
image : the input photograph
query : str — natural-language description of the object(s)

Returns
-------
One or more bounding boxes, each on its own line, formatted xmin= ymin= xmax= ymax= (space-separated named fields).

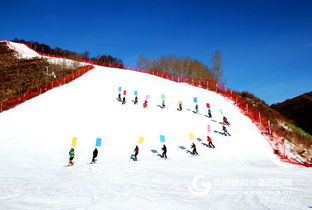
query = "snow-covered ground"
xmin=0 ymin=44 xmax=311 ymax=209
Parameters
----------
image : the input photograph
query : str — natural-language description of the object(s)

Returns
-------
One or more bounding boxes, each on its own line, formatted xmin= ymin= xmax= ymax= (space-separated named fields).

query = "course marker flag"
xmin=71 ymin=137 xmax=77 ymax=147
xmin=189 ymin=132 xmax=195 ymax=140
xmin=96 ymin=138 xmax=102 ymax=147
xmin=160 ymin=135 xmax=165 ymax=143
xmin=138 ymin=136 xmax=144 ymax=144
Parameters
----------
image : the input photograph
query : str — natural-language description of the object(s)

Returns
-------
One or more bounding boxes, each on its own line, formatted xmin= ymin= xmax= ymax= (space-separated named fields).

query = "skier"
xmin=162 ymin=100 xmax=165 ymax=108
xmin=133 ymin=145 xmax=139 ymax=161
xmin=69 ymin=148 xmax=75 ymax=166
xmin=208 ymin=108 xmax=212 ymax=118
xmin=178 ymin=101 xmax=182 ymax=111
xmin=161 ymin=144 xmax=167 ymax=159
xmin=91 ymin=148 xmax=98 ymax=163
xmin=143 ymin=100 xmax=148 ymax=108
xmin=117 ymin=93 xmax=121 ymax=101
xmin=122 ymin=96 xmax=126 ymax=105
xmin=207 ymin=136 xmax=215 ymax=148
xmin=222 ymin=125 xmax=230 ymax=136
xmin=134 ymin=96 xmax=138 ymax=104
xmin=223 ymin=116 xmax=230 ymax=126
xmin=191 ymin=142 xmax=199 ymax=155
xmin=195 ymin=104 xmax=199 ymax=113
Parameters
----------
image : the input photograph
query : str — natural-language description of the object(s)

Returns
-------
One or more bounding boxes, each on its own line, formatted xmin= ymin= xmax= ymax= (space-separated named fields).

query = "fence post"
xmin=283 ymin=139 xmax=286 ymax=158
xmin=246 ymin=103 xmax=248 ymax=114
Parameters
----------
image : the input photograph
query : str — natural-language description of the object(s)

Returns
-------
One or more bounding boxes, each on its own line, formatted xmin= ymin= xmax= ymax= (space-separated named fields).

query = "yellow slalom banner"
xmin=137 ymin=136 xmax=144 ymax=144
xmin=189 ymin=132 xmax=195 ymax=140
xmin=71 ymin=137 xmax=77 ymax=147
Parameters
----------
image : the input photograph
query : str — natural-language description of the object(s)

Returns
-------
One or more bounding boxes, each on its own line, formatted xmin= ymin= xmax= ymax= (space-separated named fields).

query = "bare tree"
xmin=136 ymin=53 xmax=224 ymax=81
xmin=210 ymin=50 xmax=223 ymax=81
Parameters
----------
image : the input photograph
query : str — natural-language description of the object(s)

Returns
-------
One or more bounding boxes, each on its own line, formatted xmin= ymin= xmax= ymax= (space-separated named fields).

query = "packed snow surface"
xmin=0 ymin=66 xmax=311 ymax=209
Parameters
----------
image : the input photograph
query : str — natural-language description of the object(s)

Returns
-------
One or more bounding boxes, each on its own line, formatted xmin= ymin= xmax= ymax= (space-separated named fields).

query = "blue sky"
xmin=1 ymin=0 xmax=311 ymax=105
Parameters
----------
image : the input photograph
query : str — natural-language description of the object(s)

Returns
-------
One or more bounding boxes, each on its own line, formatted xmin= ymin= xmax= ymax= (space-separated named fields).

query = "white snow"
xmin=0 ymin=64 xmax=311 ymax=209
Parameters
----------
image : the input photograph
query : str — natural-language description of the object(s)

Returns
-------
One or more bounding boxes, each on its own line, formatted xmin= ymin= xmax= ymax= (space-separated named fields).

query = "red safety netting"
xmin=1 ymin=40 xmax=310 ymax=167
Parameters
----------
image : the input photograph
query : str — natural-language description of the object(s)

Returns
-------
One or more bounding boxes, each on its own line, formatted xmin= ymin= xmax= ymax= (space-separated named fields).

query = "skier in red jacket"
xmin=207 ymin=136 xmax=215 ymax=148
xmin=223 ymin=116 xmax=230 ymax=126
xmin=162 ymin=100 xmax=165 ymax=108
xmin=178 ymin=101 xmax=182 ymax=111
xmin=134 ymin=145 xmax=139 ymax=161
xmin=143 ymin=100 xmax=148 ymax=108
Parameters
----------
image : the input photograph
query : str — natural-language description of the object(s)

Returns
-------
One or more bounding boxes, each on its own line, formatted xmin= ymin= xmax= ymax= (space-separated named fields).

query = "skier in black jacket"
xmin=222 ymin=125 xmax=230 ymax=136
xmin=191 ymin=142 xmax=198 ymax=155
xmin=134 ymin=96 xmax=138 ymax=104
xmin=122 ymin=96 xmax=126 ymax=105
xmin=117 ymin=93 xmax=121 ymax=101
xmin=162 ymin=144 xmax=167 ymax=159
xmin=91 ymin=148 xmax=98 ymax=163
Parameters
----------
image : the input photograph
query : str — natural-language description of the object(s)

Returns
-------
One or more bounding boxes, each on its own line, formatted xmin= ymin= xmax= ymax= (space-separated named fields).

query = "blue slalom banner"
xmin=160 ymin=135 xmax=165 ymax=143
xmin=96 ymin=138 xmax=102 ymax=147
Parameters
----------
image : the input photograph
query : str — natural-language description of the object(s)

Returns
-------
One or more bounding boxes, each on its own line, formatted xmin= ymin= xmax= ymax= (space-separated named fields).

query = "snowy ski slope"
xmin=0 ymin=43 xmax=311 ymax=209
xmin=3 ymin=40 xmax=85 ymax=66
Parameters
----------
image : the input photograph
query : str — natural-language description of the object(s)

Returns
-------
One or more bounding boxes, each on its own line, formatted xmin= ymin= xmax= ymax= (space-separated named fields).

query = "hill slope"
xmin=0 ymin=42 xmax=311 ymax=209
xmin=0 ymin=65 xmax=312 ymax=209
xmin=0 ymin=41 xmax=84 ymax=100
xmin=271 ymin=91 xmax=312 ymax=135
